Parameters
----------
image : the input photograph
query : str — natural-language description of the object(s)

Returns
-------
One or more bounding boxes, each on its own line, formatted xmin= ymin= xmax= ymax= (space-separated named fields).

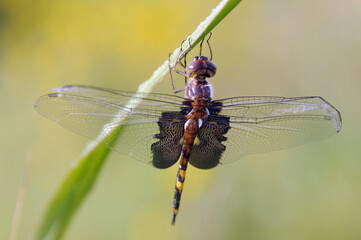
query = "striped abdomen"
xmin=171 ymin=117 xmax=199 ymax=225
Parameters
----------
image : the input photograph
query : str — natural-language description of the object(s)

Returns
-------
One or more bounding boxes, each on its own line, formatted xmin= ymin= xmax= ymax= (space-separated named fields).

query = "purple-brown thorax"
xmin=185 ymin=56 xmax=216 ymax=101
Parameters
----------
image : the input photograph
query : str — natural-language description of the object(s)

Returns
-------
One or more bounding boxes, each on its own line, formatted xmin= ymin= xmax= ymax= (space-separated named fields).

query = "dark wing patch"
xmin=151 ymin=111 xmax=186 ymax=169
xmin=189 ymin=115 xmax=230 ymax=169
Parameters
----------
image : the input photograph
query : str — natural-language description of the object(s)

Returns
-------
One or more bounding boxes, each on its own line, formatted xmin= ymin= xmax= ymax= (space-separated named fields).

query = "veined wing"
xmin=50 ymin=85 xmax=186 ymax=111
xmin=34 ymin=85 xmax=186 ymax=166
xmin=212 ymin=96 xmax=341 ymax=164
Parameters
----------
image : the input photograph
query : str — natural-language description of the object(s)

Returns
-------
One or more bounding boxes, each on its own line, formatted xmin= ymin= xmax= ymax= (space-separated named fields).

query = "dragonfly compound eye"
xmin=186 ymin=56 xmax=216 ymax=79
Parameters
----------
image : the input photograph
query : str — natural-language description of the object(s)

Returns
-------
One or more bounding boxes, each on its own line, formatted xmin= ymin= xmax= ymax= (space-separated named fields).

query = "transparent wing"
xmin=34 ymin=85 xmax=186 ymax=165
xmin=34 ymin=86 xmax=342 ymax=167
xmin=212 ymin=96 xmax=342 ymax=164
xmin=50 ymin=85 xmax=186 ymax=110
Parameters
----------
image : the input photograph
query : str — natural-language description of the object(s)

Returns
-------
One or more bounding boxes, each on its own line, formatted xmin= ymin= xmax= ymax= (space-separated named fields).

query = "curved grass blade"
xmin=32 ymin=0 xmax=242 ymax=239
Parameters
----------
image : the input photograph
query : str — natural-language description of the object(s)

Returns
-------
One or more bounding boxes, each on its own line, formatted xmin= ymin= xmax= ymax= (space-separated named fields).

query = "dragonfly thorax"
xmin=186 ymin=56 xmax=216 ymax=79
xmin=186 ymin=79 xmax=213 ymax=100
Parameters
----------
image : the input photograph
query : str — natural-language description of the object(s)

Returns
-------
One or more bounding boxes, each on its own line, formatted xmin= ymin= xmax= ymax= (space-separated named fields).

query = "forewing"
xmin=34 ymin=85 xmax=186 ymax=166
xmin=212 ymin=96 xmax=342 ymax=164
xmin=49 ymin=85 xmax=185 ymax=111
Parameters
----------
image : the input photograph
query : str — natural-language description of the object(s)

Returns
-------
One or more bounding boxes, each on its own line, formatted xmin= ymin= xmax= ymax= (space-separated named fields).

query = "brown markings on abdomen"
xmin=171 ymin=117 xmax=199 ymax=225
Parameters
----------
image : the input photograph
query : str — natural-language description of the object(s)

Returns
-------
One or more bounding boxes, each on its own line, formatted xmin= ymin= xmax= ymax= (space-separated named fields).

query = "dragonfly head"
xmin=186 ymin=56 xmax=216 ymax=80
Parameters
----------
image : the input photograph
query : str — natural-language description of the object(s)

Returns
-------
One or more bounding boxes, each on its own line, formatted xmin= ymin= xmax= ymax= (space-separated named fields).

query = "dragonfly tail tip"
xmin=171 ymin=212 xmax=177 ymax=226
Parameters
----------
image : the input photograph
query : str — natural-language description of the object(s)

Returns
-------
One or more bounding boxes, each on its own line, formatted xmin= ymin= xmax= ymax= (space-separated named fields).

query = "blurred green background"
xmin=1 ymin=0 xmax=360 ymax=239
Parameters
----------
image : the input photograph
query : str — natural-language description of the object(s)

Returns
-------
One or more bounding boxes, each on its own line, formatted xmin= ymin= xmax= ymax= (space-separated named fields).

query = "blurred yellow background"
xmin=1 ymin=0 xmax=361 ymax=239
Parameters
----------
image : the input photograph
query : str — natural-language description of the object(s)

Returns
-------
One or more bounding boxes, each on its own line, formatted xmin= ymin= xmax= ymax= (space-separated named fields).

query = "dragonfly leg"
xmin=206 ymin=32 xmax=213 ymax=60
xmin=169 ymin=52 xmax=187 ymax=93
xmin=174 ymin=37 xmax=192 ymax=70
xmin=169 ymin=38 xmax=193 ymax=93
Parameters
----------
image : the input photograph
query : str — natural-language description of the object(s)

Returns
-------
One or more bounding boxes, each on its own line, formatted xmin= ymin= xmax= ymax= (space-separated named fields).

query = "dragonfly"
xmin=34 ymin=35 xmax=342 ymax=225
